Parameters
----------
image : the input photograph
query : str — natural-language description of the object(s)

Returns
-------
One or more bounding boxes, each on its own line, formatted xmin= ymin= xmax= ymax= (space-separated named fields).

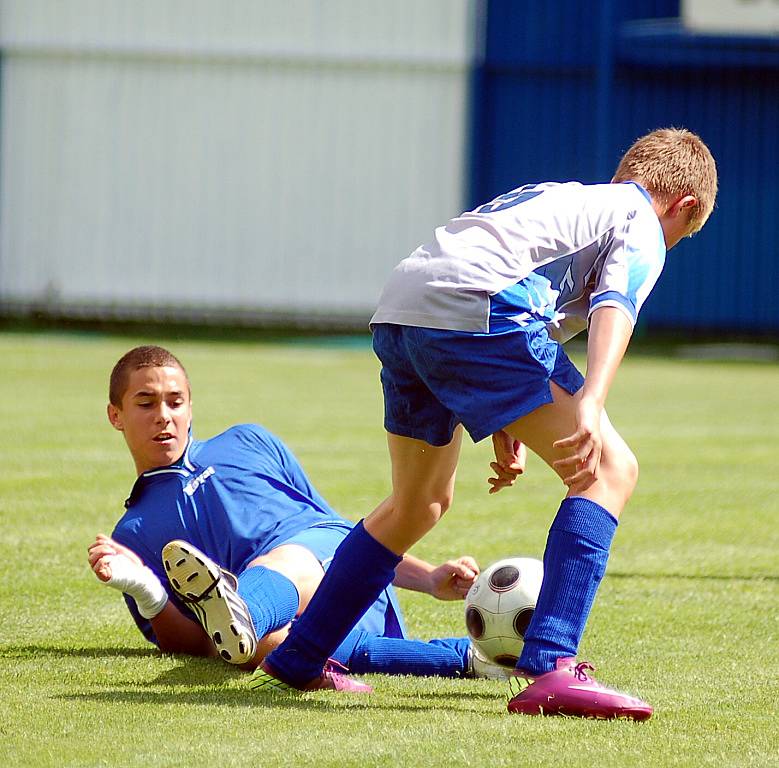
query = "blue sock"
xmin=266 ymin=520 xmax=402 ymax=685
xmin=335 ymin=631 xmax=470 ymax=678
xmin=518 ymin=496 xmax=618 ymax=675
xmin=237 ymin=565 xmax=299 ymax=638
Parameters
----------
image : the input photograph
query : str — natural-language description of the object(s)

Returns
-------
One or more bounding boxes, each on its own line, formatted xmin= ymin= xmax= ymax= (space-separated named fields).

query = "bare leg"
xmin=260 ymin=427 xmax=465 ymax=686
xmin=502 ymin=383 xmax=638 ymax=515
xmin=496 ymin=382 xmax=639 ymax=674
xmin=365 ymin=425 xmax=464 ymax=553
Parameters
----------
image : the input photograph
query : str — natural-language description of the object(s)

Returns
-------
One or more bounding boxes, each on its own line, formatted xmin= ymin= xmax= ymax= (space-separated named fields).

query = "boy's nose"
xmin=155 ymin=406 xmax=172 ymax=424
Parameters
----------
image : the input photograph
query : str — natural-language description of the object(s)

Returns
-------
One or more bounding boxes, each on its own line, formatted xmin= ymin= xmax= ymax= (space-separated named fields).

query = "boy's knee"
xmin=438 ymin=490 xmax=454 ymax=516
xmin=419 ymin=492 xmax=453 ymax=527
xmin=602 ymin=444 xmax=639 ymax=499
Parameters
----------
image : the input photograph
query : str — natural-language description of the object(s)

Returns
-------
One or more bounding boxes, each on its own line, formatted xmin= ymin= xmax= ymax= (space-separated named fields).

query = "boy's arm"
xmin=553 ymin=306 xmax=633 ymax=493
xmin=393 ymin=553 xmax=479 ymax=600
xmin=89 ymin=534 xmax=215 ymax=657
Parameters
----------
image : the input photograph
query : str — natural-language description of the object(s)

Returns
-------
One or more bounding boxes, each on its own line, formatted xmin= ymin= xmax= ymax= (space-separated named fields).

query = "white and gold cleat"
xmin=162 ymin=540 xmax=257 ymax=664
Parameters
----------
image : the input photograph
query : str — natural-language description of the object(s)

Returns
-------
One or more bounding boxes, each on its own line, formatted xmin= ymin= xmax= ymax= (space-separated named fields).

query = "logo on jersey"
xmin=183 ymin=466 xmax=215 ymax=496
xmin=476 ymin=186 xmax=543 ymax=214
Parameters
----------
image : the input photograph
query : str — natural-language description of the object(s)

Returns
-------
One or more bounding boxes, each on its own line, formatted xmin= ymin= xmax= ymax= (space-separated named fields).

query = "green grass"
xmin=0 ymin=330 xmax=777 ymax=768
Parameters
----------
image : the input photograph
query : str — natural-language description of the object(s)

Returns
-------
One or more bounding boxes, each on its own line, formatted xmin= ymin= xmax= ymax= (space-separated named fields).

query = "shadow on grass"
xmin=58 ymin=687 xmax=505 ymax=716
xmin=150 ymin=662 xmax=244 ymax=686
xmin=145 ymin=660 xmax=507 ymax=701
xmin=0 ymin=644 xmax=159 ymax=659
xmin=608 ymin=572 xmax=778 ymax=582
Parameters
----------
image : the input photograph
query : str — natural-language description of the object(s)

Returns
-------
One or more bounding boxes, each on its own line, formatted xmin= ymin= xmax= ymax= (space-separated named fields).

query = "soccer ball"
xmin=464 ymin=557 xmax=544 ymax=666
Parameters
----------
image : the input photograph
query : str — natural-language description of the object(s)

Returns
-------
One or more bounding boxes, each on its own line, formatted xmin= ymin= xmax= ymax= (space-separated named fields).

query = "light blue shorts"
xmin=280 ymin=522 xmax=406 ymax=642
xmin=372 ymin=321 xmax=584 ymax=447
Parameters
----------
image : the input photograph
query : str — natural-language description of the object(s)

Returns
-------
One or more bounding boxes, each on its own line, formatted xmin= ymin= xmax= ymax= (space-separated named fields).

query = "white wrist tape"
xmin=103 ymin=555 xmax=169 ymax=619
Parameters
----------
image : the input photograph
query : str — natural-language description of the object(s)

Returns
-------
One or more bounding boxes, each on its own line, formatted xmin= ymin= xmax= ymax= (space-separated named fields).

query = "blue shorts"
xmin=280 ymin=521 xmax=406 ymax=642
xmin=372 ymin=322 xmax=584 ymax=447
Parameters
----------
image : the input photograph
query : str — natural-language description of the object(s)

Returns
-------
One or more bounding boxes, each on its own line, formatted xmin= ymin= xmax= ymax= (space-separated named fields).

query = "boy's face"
xmin=107 ymin=365 xmax=192 ymax=475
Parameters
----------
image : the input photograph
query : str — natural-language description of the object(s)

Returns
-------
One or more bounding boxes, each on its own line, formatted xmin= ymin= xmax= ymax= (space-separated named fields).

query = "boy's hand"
xmin=488 ymin=430 xmax=526 ymax=494
xmin=427 ymin=556 xmax=479 ymax=600
xmin=88 ymin=533 xmax=168 ymax=619
xmin=88 ymin=533 xmax=144 ymax=582
xmin=552 ymin=396 xmax=602 ymax=493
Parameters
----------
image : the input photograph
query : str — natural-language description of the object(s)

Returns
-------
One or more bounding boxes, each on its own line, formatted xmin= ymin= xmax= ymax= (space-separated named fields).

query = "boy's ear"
xmin=107 ymin=403 xmax=123 ymax=431
xmin=671 ymin=194 xmax=697 ymax=216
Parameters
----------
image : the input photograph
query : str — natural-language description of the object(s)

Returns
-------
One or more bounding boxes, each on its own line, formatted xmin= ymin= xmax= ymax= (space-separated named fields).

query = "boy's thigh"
xmin=275 ymin=523 xmax=352 ymax=568
xmin=501 ymin=381 xmax=584 ymax=473
xmin=503 ymin=383 xmax=630 ymax=481
xmin=373 ymin=322 xmax=584 ymax=446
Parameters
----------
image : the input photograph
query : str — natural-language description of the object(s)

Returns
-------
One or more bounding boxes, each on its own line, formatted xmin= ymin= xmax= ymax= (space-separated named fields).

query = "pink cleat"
xmin=250 ymin=658 xmax=373 ymax=695
xmin=507 ymin=658 xmax=653 ymax=720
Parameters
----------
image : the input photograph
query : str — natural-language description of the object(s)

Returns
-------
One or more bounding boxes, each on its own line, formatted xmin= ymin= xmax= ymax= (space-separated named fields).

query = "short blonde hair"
xmin=613 ymin=128 xmax=717 ymax=234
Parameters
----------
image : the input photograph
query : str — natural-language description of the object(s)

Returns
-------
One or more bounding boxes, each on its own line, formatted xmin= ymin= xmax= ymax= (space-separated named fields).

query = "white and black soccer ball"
xmin=464 ymin=557 xmax=544 ymax=667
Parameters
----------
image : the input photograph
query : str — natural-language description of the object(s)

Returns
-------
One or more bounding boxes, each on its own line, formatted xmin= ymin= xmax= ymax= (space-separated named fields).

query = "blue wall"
xmin=473 ymin=1 xmax=779 ymax=334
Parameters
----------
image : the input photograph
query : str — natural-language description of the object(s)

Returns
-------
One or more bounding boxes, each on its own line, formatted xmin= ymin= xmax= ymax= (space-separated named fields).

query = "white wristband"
xmin=103 ymin=555 xmax=169 ymax=619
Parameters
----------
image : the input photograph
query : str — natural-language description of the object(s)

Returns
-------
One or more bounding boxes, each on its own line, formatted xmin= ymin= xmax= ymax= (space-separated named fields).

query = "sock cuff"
xmin=349 ymin=519 xmax=403 ymax=569
xmin=237 ymin=565 xmax=299 ymax=637
xmin=551 ymin=496 xmax=618 ymax=548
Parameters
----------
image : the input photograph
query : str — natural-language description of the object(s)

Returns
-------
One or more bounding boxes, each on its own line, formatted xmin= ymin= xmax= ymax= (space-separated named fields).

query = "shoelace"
xmin=323 ymin=658 xmax=351 ymax=677
xmin=574 ymin=661 xmax=596 ymax=681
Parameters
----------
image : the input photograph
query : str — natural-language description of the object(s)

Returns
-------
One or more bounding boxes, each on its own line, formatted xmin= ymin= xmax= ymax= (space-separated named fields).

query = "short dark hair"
xmin=109 ymin=345 xmax=189 ymax=407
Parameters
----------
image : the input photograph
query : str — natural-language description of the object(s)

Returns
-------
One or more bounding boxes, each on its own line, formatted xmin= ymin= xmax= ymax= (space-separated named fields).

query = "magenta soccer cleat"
xmin=507 ymin=658 xmax=653 ymax=720
xmin=250 ymin=658 xmax=373 ymax=695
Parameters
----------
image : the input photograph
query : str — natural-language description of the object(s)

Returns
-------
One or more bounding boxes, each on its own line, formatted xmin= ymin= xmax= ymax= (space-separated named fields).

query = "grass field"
xmin=0 ymin=329 xmax=777 ymax=768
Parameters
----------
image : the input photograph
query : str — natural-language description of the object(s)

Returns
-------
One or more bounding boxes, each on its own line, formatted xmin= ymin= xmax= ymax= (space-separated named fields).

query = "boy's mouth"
xmin=153 ymin=432 xmax=175 ymax=443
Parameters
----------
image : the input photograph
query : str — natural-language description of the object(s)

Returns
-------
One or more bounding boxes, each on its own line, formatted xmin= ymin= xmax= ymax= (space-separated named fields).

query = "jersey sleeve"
xmin=589 ymin=206 xmax=666 ymax=326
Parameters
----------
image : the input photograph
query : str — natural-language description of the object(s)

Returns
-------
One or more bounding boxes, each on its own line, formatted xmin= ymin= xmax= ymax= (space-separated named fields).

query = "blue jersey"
xmin=112 ymin=423 xmax=347 ymax=641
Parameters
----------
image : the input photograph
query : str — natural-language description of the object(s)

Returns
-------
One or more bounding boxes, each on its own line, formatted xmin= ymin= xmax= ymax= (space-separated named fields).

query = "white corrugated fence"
xmin=0 ymin=0 xmax=478 ymax=326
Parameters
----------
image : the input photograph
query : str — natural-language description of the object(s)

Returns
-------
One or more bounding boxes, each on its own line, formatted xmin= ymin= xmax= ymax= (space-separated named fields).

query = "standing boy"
xmin=256 ymin=128 xmax=718 ymax=719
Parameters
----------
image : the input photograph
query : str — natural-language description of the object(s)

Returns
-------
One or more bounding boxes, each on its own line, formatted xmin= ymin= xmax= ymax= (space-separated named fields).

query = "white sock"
xmin=102 ymin=555 xmax=168 ymax=619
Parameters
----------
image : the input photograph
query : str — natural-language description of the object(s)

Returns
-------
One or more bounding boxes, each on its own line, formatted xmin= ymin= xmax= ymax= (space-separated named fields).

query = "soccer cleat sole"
xmin=249 ymin=667 xmax=298 ymax=695
xmin=508 ymin=697 xmax=653 ymax=720
xmin=162 ymin=540 xmax=257 ymax=665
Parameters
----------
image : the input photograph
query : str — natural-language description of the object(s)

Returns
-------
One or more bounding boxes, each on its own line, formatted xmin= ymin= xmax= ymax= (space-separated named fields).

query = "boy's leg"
xmin=335 ymin=631 xmax=472 ymax=677
xmin=261 ymin=428 xmax=463 ymax=688
xmin=501 ymin=382 xmax=638 ymax=674
xmin=163 ymin=540 xmax=302 ymax=665
xmin=497 ymin=383 xmax=651 ymax=718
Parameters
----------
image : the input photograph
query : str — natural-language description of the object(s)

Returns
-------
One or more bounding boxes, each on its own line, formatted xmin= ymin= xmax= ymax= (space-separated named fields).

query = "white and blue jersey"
xmin=112 ymin=424 xmax=405 ymax=643
xmin=370 ymin=181 xmax=665 ymax=342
